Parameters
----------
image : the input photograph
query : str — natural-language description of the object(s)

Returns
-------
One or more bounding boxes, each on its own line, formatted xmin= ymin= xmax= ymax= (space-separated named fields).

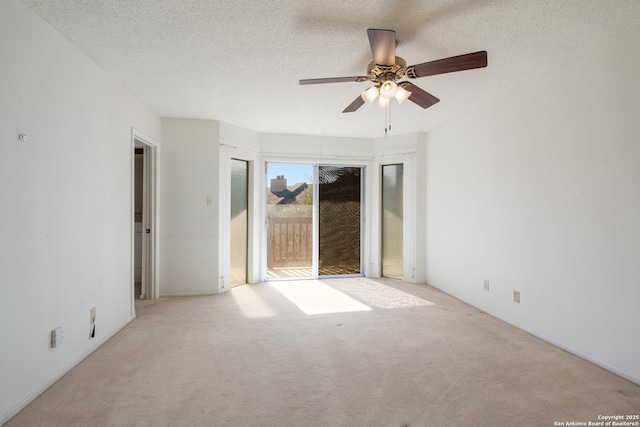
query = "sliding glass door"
xmin=266 ymin=163 xmax=363 ymax=279
xmin=318 ymin=166 xmax=362 ymax=275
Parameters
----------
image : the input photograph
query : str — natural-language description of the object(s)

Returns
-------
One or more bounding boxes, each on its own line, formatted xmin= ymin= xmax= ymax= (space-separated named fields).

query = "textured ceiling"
xmin=20 ymin=0 xmax=640 ymax=138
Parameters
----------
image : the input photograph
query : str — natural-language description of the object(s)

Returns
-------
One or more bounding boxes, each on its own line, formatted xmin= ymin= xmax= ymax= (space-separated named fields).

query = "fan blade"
xmin=300 ymin=76 xmax=368 ymax=85
xmin=398 ymin=82 xmax=440 ymax=109
xmin=342 ymin=96 xmax=365 ymax=113
xmin=406 ymin=51 xmax=487 ymax=78
xmin=367 ymin=29 xmax=396 ymax=66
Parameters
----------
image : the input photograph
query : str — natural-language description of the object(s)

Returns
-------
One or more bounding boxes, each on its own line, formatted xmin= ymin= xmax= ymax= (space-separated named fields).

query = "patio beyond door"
xmin=266 ymin=163 xmax=363 ymax=279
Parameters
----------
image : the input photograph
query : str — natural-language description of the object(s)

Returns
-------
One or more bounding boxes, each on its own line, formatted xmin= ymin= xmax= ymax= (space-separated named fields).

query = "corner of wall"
xmin=415 ymin=132 xmax=428 ymax=283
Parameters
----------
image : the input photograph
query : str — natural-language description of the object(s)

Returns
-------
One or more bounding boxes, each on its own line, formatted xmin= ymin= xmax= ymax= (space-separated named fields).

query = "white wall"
xmin=260 ymin=132 xmax=374 ymax=158
xmin=0 ymin=0 xmax=161 ymax=423
xmin=415 ymin=133 xmax=428 ymax=282
xmin=160 ymin=118 xmax=220 ymax=296
xmin=425 ymin=33 xmax=640 ymax=384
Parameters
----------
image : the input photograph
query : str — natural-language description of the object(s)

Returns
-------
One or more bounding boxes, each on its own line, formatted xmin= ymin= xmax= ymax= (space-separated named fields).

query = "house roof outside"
xmin=267 ymin=182 xmax=312 ymax=207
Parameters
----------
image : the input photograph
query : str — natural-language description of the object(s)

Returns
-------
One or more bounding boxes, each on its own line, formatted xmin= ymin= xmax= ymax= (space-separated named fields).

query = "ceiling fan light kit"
xmin=379 ymin=80 xmax=398 ymax=99
xmin=361 ymin=86 xmax=379 ymax=105
xmin=299 ymin=28 xmax=488 ymax=136
xmin=394 ymin=86 xmax=411 ymax=105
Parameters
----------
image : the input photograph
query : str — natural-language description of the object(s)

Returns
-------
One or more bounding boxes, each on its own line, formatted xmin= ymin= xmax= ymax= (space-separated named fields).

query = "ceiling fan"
xmin=299 ymin=29 xmax=488 ymax=115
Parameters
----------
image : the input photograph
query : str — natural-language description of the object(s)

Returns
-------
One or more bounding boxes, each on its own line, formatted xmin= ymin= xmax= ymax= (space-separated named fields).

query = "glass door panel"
xmin=318 ymin=166 xmax=362 ymax=276
xmin=266 ymin=163 xmax=314 ymax=279
xmin=230 ymin=159 xmax=248 ymax=286
xmin=381 ymin=164 xmax=403 ymax=279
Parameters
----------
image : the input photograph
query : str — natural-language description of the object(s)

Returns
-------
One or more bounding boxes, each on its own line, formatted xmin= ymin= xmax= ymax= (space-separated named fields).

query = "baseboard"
xmin=160 ymin=291 xmax=218 ymax=297
xmin=482 ymin=309 xmax=640 ymax=387
xmin=427 ymin=284 xmax=640 ymax=387
xmin=0 ymin=317 xmax=135 ymax=426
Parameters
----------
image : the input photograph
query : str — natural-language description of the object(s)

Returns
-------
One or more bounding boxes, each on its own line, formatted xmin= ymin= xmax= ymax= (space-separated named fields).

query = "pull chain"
xmin=387 ymin=100 xmax=391 ymax=132
xmin=384 ymin=101 xmax=391 ymax=137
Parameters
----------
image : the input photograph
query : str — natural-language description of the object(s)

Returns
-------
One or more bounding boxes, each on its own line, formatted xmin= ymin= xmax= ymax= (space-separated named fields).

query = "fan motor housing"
xmin=367 ymin=56 xmax=407 ymax=81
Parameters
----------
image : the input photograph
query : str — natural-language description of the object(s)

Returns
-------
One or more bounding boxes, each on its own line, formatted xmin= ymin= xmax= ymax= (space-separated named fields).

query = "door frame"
xmin=230 ymin=158 xmax=250 ymax=287
xmin=131 ymin=128 xmax=159 ymax=313
xmin=371 ymin=152 xmax=417 ymax=281
xmin=380 ymin=163 xmax=404 ymax=279
xmin=219 ymin=144 xmax=260 ymax=292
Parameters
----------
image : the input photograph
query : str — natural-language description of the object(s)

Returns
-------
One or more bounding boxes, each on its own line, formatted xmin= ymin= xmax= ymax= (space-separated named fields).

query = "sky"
xmin=267 ymin=162 xmax=314 ymax=184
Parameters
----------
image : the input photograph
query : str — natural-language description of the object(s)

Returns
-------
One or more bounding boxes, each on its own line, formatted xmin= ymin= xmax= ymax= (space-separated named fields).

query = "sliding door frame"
xmin=262 ymin=156 xmax=370 ymax=281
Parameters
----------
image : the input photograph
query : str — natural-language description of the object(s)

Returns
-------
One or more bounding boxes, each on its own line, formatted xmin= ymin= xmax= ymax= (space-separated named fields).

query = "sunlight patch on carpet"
xmin=231 ymin=284 xmax=276 ymax=319
xmin=271 ymin=281 xmax=372 ymax=315
xmin=329 ymin=278 xmax=435 ymax=309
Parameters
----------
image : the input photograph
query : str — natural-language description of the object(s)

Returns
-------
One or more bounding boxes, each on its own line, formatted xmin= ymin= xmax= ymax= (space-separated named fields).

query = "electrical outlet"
xmin=51 ymin=327 xmax=64 ymax=348
xmin=513 ymin=291 xmax=520 ymax=303
xmin=483 ymin=280 xmax=490 ymax=291
xmin=89 ymin=307 xmax=96 ymax=339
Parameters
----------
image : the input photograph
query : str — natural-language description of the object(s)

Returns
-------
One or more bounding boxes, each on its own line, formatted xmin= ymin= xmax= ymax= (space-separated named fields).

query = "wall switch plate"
xmin=483 ymin=280 xmax=490 ymax=291
xmin=513 ymin=291 xmax=520 ymax=303
xmin=51 ymin=327 xmax=64 ymax=348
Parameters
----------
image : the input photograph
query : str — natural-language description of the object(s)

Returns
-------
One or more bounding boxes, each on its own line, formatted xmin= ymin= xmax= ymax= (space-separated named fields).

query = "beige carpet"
xmin=6 ymin=278 xmax=640 ymax=427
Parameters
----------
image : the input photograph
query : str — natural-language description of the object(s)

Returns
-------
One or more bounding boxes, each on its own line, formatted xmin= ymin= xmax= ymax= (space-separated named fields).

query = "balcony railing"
xmin=267 ymin=216 xmax=313 ymax=267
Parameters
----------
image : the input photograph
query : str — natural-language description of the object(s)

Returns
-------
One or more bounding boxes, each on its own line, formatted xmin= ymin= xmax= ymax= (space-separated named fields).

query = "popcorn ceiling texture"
xmin=20 ymin=0 xmax=640 ymax=138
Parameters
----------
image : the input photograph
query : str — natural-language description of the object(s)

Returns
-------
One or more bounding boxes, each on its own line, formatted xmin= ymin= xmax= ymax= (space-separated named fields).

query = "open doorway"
xmin=132 ymin=129 xmax=158 ymax=306
xmin=266 ymin=163 xmax=314 ymax=279
xmin=134 ymin=148 xmax=144 ymax=297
